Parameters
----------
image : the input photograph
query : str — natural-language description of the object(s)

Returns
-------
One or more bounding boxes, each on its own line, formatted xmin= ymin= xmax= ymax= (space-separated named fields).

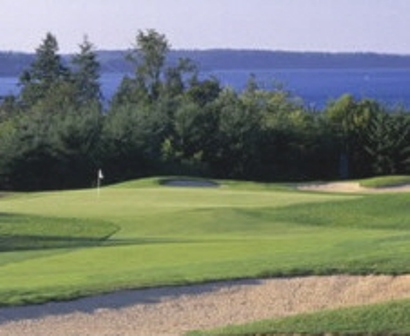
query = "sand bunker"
xmin=298 ymin=181 xmax=410 ymax=193
xmin=161 ymin=178 xmax=219 ymax=188
xmin=0 ymin=275 xmax=410 ymax=336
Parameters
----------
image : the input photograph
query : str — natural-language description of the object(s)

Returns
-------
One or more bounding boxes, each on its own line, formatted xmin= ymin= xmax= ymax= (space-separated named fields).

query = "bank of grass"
xmin=187 ymin=299 xmax=410 ymax=335
xmin=0 ymin=177 xmax=410 ymax=307
xmin=0 ymin=213 xmax=118 ymax=252
xmin=113 ymin=176 xmax=291 ymax=191
xmin=359 ymin=175 xmax=410 ymax=188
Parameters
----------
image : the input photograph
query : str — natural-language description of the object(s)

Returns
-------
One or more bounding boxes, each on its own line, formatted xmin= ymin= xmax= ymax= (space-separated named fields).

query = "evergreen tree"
xmin=364 ymin=113 xmax=410 ymax=175
xmin=19 ymin=32 xmax=70 ymax=108
xmin=0 ymin=95 xmax=19 ymax=121
xmin=71 ymin=36 xmax=102 ymax=107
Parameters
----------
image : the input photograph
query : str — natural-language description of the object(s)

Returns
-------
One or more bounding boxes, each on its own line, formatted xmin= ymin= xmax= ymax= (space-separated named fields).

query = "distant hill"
xmin=167 ymin=50 xmax=410 ymax=71
xmin=1 ymin=49 xmax=410 ymax=77
xmin=0 ymin=52 xmax=33 ymax=76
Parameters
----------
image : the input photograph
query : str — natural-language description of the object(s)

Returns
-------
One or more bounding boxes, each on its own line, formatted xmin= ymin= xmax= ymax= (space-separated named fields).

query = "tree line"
xmin=0 ymin=30 xmax=410 ymax=191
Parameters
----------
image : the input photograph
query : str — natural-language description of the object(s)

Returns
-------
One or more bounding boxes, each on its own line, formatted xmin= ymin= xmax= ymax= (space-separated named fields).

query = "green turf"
xmin=0 ymin=177 xmax=410 ymax=308
xmin=359 ymin=175 xmax=410 ymax=188
xmin=187 ymin=299 xmax=410 ymax=335
xmin=0 ymin=213 xmax=118 ymax=252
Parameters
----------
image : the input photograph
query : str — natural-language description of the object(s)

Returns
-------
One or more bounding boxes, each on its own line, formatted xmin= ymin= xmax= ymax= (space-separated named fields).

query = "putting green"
xmin=0 ymin=177 xmax=409 ymax=306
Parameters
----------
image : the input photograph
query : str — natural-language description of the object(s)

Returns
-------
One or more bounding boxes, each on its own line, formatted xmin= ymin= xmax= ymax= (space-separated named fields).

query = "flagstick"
xmin=97 ymin=176 xmax=101 ymax=198
xmin=97 ymin=169 xmax=103 ymax=198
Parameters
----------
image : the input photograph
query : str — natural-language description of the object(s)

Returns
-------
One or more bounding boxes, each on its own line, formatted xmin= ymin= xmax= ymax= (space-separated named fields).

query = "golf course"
xmin=1 ymin=176 xmax=410 ymax=335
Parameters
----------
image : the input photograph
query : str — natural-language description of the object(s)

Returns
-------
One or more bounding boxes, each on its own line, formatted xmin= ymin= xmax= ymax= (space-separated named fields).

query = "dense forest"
xmin=0 ymin=30 xmax=410 ymax=191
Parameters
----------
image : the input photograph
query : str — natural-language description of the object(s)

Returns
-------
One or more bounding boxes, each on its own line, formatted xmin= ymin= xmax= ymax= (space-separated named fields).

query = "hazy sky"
xmin=1 ymin=0 xmax=409 ymax=54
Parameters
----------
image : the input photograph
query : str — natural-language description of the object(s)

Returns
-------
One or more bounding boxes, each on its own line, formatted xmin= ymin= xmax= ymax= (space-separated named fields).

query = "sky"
xmin=1 ymin=0 xmax=410 ymax=54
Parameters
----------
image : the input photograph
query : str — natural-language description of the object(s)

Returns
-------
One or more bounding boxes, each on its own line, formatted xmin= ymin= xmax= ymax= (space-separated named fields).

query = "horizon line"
xmin=1 ymin=48 xmax=410 ymax=57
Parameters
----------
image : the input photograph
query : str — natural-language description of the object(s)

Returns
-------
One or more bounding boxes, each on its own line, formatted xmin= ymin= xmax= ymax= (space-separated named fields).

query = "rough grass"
xmin=188 ymin=299 xmax=410 ymax=335
xmin=0 ymin=177 xmax=410 ymax=307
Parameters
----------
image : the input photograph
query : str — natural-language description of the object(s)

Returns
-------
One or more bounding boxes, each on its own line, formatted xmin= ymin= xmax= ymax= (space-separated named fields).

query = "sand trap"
xmin=0 ymin=275 xmax=410 ymax=336
xmin=298 ymin=181 xmax=410 ymax=193
xmin=161 ymin=179 xmax=219 ymax=188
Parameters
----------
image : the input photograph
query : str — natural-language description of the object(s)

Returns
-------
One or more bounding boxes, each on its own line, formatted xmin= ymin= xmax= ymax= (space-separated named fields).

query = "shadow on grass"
xmin=0 ymin=234 xmax=212 ymax=252
xmin=0 ymin=212 xmax=243 ymax=252
xmin=0 ymin=234 xmax=112 ymax=252
xmin=0 ymin=278 xmax=263 ymax=324
xmin=0 ymin=212 xmax=119 ymax=252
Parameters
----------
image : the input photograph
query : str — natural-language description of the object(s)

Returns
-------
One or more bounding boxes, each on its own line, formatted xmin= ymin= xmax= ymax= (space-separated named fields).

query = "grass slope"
xmin=0 ymin=177 xmax=409 ymax=307
xmin=359 ymin=175 xmax=410 ymax=188
xmin=0 ymin=213 xmax=118 ymax=252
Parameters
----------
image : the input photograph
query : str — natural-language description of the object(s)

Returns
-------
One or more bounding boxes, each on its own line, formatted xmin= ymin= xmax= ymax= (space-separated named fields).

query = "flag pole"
xmin=97 ymin=169 xmax=103 ymax=197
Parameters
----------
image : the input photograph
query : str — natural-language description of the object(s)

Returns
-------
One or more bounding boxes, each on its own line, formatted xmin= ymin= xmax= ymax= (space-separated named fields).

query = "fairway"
xmin=0 ymin=177 xmax=410 ymax=309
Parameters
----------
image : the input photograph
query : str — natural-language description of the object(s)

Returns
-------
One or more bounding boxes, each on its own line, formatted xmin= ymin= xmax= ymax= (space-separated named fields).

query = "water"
xmin=206 ymin=68 xmax=410 ymax=109
xmin=0 ymin=77 xmax=19 ymax=97
xmin=1 ymin=68 xmax=410 ymax=109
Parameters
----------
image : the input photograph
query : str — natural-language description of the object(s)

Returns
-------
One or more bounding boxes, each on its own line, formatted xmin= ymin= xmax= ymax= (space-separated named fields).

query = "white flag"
xmin=98 ymin=169 xmax=104 ymax=179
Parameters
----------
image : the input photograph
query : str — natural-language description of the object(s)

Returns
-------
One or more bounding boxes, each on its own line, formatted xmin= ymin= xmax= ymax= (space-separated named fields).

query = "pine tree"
xmin=72 ymin=36 xmax=102 ymax=107
xmin=19 ymin=32 xmax=70 ymax=108
xmin=364 ymin=113 xmax=410 ymax=175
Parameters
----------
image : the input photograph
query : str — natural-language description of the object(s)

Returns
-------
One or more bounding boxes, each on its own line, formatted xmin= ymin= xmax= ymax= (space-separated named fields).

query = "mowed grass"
xmin=0 ymin=213 xmax=118 ymax=252
xmin=188 ymin=299 xmax=410 ymax=335
xmin=0 ymin=177 xmax=410 ymax=307
xmin=359 ymin=175 xmax=410 ymax=188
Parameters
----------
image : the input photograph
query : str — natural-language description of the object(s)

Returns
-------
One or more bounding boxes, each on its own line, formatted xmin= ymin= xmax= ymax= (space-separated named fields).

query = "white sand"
xmin=298 ymin=181 xmax=410 ymax=193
